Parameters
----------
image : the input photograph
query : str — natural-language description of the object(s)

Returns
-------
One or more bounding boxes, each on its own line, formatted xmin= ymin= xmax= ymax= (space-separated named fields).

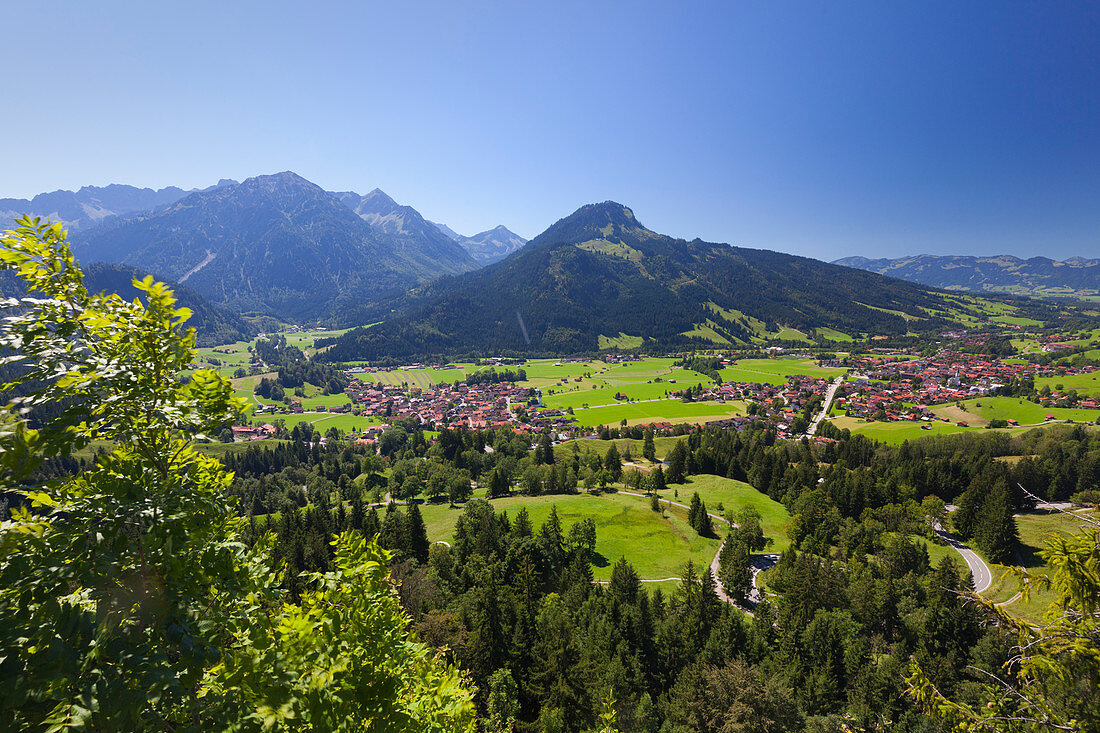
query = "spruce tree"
xmin=643 ymin=429 xmax=656 ymax=461
xmin=666 ymin=440 xmax=687 ymax=484
xmin=650 ymin=465 xmax=667 ymax=493
xmin=603 ymin=443 xmax=622 ymax=482
xmin=975 ymin=481 xmax=1019 ymax=564
xmin=406 ymin=502 xmax=431 ymax=564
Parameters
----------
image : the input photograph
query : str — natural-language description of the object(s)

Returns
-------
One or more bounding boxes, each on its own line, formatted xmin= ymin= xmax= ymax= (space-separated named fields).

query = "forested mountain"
xmin=0 ymin=262 xmax=254 ymax=346
xmin=332 ymin=188 xmax=478 ymax=272
xmin=321 ymin=201 xmax=1030 ymax=360
xmin=71 ymin=172 xmax=477 ymax=322
xmin=433 ymin=222 xmax=529 ymax=265
xmin=0 ymin=183 xmax=196 ymax=230
xmin=82 ymin=263 xmax=256 ymax=345
xmin=835 ymin=254 xmax=1100 ymax=299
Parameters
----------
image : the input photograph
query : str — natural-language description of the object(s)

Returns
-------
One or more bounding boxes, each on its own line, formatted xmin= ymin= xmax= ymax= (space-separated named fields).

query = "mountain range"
xmin=7 ymin=174 xmax=1070 ymax=356
xmin=835 ymin=254 xmax=1100 ymax=299
xmin=4 ymin=173 xmax=527 ymax=320
xmin=0 ymin=184 xmax=194 ymax=231
xmin=319 ymin=202 xmax=1049 ymax=360
xmin=71 ymin=172 xmax=481 ymax=322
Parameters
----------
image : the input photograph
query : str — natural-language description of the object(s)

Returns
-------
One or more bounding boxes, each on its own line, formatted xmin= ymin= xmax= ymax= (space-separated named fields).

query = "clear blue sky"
xmin=2 ymin=1 xmax=1097 ymax=260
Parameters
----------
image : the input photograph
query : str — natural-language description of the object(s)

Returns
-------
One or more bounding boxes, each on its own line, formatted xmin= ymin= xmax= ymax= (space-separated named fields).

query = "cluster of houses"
xmin=341 ymin=378 xmax=581 ymax=434
xmin=834 ymin=350 xmax=1098 ymax=421
xmin=230 ymin=424 xmax=278 ymax=441
xmin=231 ymin=346 xmax=1100 ymax=444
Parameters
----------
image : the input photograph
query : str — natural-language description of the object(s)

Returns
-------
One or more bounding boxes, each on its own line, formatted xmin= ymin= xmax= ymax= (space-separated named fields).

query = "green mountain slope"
xmin=0 ymin=262 xmax=254 ymax=346
xmin=322 ymin=202 xmax=1042 ymax=360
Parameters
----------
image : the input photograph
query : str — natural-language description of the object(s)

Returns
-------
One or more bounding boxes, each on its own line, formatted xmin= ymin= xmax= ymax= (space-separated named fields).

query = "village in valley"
xmin=221 ymin=326 xmax=1100 ymax=447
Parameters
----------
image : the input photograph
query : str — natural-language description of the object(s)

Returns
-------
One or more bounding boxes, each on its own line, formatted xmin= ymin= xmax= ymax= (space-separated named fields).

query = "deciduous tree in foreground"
xmin=0 ymin=218 xmax=474 ymax=731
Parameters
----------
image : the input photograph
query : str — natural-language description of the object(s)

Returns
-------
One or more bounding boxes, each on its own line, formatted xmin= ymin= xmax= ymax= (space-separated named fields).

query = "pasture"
xmin=1033 ymin=371 xmax=1100 ymax=397
xmin=418 ymin=492 xmax=722 ymax=581
xmin=938 ymin=396 xmax=1099 ymax=426
xmin=981 ymin=508 xmax=1098 ymax=625
xmin=719 ymin=358 xmax=846 ymax=385
xmin=656 ymin=474 xmax=792 ymax=552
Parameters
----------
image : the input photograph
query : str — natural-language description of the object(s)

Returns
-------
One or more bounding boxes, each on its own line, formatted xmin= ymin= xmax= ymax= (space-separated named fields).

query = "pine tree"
xmin=649 ymin=465 xmax=667 ymax=493
xmin=489 ymin=467 xmax=511 ymax=498
xmin=975 ymin=480 xmax=1019 ymax=564
xmin=406 ymin=502 xmax=430 ymax=564
xmin=718 ymin=534 xmax=752 ymax=601
xmin=362 ymin=505 xmax=381 ymax=540
xmin=666 ymin=440 xmax=687 ymax=484
xmin=537 ymin=430 xmax=554 ymax=465
xmin=604 ymin=443 xmax=622 ymax=482
xmin=643 ymin=430 xmax=656 ymax=462
xmin=350 ymin=494 xmax=365 ymax=531
xmin=688 ymin=492 xmax=702 ymax=529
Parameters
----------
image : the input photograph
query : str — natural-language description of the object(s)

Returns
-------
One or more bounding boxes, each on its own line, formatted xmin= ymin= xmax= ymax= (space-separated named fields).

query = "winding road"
xmin=934 ymin=526 xmax=993 ymax=593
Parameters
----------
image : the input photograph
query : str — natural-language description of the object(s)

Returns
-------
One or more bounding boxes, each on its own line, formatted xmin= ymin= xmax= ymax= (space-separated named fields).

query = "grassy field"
xmin=938 ymin=396 xmax=1100 ymax=426
xmin=656 ymin=474 xmax=792 ymax=552
xmin=680 ymin=323 xmax=733 ymax=344
xmin=815 ymin=327 xmax=853 ymax=342
xmin=718 ymin=358 xmax=846 ymax=385
xmin=598 ymin=333 xmax=645 ymax=350
xmin=281 ymin=328 xmax=352 ymax=354
xmin=829 ymin=416 xmax=973 ymax=444
xmin=909 ymin=534 xmax=956 ymax=568
xmin=567 ymin=400 xmax=745 ymax=428
xmin=774 ymin=327 xmax=811 ymax=342
xmin=418 ymin=492 xmax=721 ymax=581
xmin=989 ymin=314 xmax=1044 ymax=327
xmin=270 ymin=413 xmax=386 ymax=432
xmin=1034 ymin=371 xmax=1100 ymax=397
xmin=555 ymin=436 xmax=688 ymax=463
xmin=831 ymin=413 xmax=1100 ymax=445
xmin=190 ymin=341 xmax=254 ymax=378
xmin=981 ymin=509 xmax=1098 ymax=624
xmin=359 ymin=365 xmax=475 ymax=389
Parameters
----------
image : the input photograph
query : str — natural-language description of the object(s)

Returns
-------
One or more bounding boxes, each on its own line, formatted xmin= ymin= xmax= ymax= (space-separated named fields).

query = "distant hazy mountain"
xmin=0 ymin=183 xmax=194 ymax=230
xmin=320 ymin=201 xmax=1033 ymax=360
xmin=430 ymin=219 xmax=527 ymax=265
xmin=834 ymin=254 xmax=1100 ymax=299
xmin=454 ymin=225 xmax=528 ymax=265
xmin=73 ymin=172 xmax=477 ymax=322
xmin=332 ymin=189 xmax=478 ymax=273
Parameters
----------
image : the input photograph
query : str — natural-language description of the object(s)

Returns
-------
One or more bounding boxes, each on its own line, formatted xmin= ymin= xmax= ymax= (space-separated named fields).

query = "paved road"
xmin=803 ymin=376 xmax=845 ymax=438
xmin=934 ymin=527 xmax=993 ymax=593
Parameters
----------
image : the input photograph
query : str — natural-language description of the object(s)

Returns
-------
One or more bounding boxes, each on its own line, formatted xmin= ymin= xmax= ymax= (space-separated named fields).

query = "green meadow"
xmin=941 ymin=396 xmax=1099 ymax=426
xmin=1034 ymin=370 xmax=1100 ymax=397
xmin=418 ymin=492 xmax=722 ymax=581
xmin=656 ymin=474 xmax=792 ymax=552
xmin=569 ymin=400 xmax=747 ymax=428
xmin=719 ymin=358 xmax=846 ymax=385
xmin=829 ymin=416 xmax=973 ymax=444
xmin=981 ymin=509 xmax=1098 ymax=625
